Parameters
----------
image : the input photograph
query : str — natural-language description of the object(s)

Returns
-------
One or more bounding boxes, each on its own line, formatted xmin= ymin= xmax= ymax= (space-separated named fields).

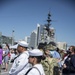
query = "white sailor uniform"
xmin=9 ymin=51 xmax=30 ymax=75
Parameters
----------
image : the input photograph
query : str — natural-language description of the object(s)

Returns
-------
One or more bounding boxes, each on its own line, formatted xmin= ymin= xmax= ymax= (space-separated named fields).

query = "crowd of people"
xmin=0 ymin=41 xmax=75 ymax=75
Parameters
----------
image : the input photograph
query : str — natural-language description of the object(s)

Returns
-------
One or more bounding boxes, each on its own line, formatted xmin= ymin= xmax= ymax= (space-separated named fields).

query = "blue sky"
xmin=0 ymin=0 xmax=75 ymax=46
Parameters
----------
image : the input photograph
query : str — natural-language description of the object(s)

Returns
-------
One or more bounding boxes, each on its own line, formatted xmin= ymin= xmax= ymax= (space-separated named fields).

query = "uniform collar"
xmin=33 ymin=64 xmax=41 ymax=68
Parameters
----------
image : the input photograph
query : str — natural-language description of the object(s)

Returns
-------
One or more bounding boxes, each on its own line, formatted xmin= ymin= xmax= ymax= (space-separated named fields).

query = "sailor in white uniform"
xmin=25 ymin=49 xmax=45 ymax=75
xmin=9 ymin=41 xmax=31 ymax=75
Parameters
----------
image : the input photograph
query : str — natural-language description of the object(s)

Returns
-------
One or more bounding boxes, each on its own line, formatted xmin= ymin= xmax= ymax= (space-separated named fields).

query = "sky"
xmin=0 ymin=0 xmax=75 ymax=46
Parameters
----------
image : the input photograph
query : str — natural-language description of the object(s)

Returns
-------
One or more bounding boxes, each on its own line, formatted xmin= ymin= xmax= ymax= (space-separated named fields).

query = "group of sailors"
xmin=9 ymin=41 xmax=45 ymax=75
xmin=0 ymin=41 xmax=75 ymax=75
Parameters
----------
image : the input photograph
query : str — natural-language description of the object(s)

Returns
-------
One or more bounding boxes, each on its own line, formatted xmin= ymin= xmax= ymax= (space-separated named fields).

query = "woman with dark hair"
xmin=3 ymin=43 xmax=10 ymax=71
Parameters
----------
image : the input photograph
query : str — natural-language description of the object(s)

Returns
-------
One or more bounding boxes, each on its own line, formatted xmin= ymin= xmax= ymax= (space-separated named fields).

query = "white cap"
xmin=29 ymin=49 xmax=43 ymax=56
xmin=18 ymin=41 xmax=28 ymax=48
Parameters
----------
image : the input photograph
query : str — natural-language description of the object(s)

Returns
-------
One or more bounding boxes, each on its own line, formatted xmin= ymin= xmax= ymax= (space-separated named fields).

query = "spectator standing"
xmin=0 ymin=45 xmax=3 ymax=73
xmin=62 ymin=46 xmax=75 ymax=75
xmin=10 ymin=50 xmax=16 ymax=63
xmin=3 ymin=43 xmax=10 ymax=71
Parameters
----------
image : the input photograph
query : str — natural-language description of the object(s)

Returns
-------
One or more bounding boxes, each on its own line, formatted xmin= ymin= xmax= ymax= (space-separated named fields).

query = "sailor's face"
xmin=28 ymin=56 xmax=35 ymax=64
xmin=45 ymin=49 xmax=50 ymax=55
xmin=17 ymin=45 xmax=23 ymax=53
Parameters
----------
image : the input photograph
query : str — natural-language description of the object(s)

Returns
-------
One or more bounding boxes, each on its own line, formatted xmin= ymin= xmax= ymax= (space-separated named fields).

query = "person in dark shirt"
xmin=62 ymin=46 xmax=75 ymax=75
xmin=0 ymin=45 xmax=3 ymax=73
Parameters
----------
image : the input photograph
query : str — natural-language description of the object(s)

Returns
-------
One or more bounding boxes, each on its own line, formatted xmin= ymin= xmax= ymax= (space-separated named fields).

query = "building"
xmin=57 ymin=42 xmax=67 ymax=50
xmin=25 ymin=36 xmax=30 ymax=45
xmin=29 ymin=30 xmax=37 ymax=48
xmin=0 ymin=32 xmax=12 ymax=45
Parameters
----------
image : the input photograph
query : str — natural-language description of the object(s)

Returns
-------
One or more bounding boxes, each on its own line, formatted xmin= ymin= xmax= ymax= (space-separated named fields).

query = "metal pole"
xmin=12 ymin=30 xmax=14 ymax=45
xmin=37 ymin=24 xmax=40 ymax=48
